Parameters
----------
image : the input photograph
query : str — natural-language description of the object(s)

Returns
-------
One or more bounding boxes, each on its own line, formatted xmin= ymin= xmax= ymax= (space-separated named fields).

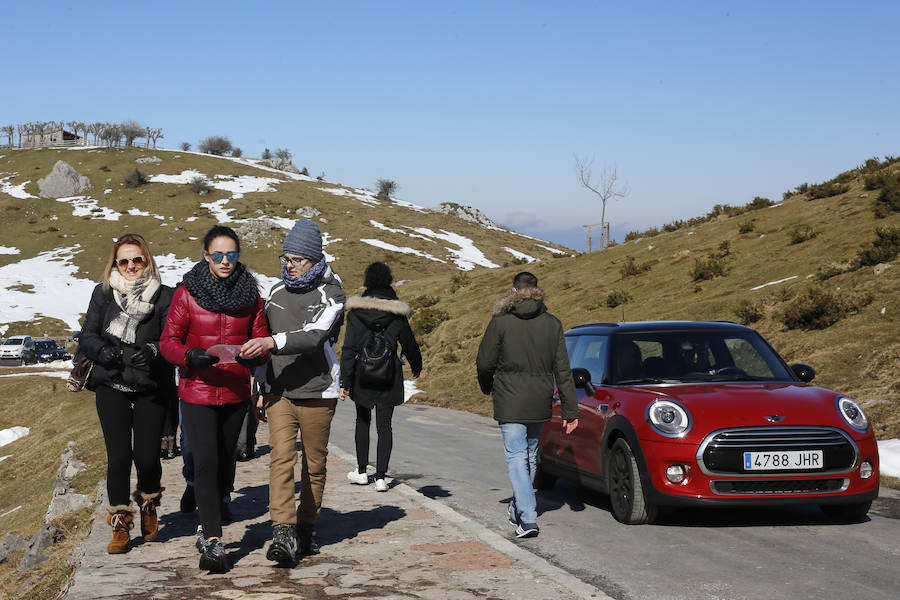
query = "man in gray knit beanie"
xmin=283 ymin=219 xmax=324 ymax=262
xmin=240 ymin=216 xmax=345 ymax=564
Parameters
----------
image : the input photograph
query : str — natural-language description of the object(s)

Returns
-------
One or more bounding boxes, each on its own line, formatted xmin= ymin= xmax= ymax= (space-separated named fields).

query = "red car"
xmin=537 ymin=321 xmax=880 ymax=524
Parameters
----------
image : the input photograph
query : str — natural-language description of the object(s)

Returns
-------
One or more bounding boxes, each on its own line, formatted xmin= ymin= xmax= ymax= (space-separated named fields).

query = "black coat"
xmin=79 ymin=282 xmax=176 ymax=394
xmin=339 ymin=288 xmax=422 ymax=409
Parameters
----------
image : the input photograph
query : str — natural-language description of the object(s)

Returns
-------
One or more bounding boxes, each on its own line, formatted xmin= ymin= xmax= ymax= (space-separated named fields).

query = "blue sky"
xmin=3 ymin=1 xmax=898 ymax=250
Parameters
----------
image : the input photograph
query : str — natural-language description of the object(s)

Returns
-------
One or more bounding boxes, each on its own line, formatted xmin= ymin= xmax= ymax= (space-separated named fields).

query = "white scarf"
xmin=106 ymin=270 xmax=160 ymax=344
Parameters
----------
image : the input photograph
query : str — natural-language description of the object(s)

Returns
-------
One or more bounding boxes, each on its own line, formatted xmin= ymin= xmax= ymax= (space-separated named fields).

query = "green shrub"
xmin=738 ymin=219 xmax=756 ymax=234
xmin=582 ymin=297 xmax=603 ymax=311
xmin=606 ymin=289 xmax=632 ymax=308
xmin=855 ymin=226 xmax=900 ymax=266
xmin=620 ymin=256 xmax=651 ymax=278
xmin=189 ymin=176 xmax=211 ymax=195
xmin=863 ymin=170 xmax=896 ymax=191
xmin=780 ymin=287 xmax=873 ymax=330
xmin=747 ymin=196 xmax=774 ymax=210
xmin=409 ymin=295 xmax=440 ymax=310
xmin=411 ymin=307 xmax=450 ymax=335
xmin=807 ymin=181 xmax=849 ymax=200
xmin=815 ymin=263 xmax=848 ymax=281
xmin=717 ymin=240 xmax=731 ymax=258
xmin=690 ymin=254 xmax=728 ymax=281
xmin=449 ymin=272 xmax=471 ymax=293
xmin=734 ymin=298 xmax=763 ymax=324
xmin=789 ymin=224 xmax=820 ymax=244
xmin=123 ymin=168 xmax=147 ymax=188
xmin=873 ymin=180 xmax=900 ymax=218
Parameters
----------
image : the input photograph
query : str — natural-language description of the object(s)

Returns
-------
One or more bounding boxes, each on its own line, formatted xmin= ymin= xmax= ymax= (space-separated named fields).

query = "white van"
xmin=0 ymin=335 xmax=37 ymax=364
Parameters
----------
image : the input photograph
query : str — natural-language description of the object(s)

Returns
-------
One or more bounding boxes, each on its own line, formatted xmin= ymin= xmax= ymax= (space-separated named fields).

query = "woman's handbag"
xmin=67 ymin=354 xmax=94 ymax=392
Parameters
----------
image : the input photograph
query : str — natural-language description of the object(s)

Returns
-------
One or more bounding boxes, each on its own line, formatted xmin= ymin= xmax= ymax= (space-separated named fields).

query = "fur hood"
xmin=346 ymin=295 xmax=410 ymax=316
xmin=492 ymin=287 xmax=546 ymax=316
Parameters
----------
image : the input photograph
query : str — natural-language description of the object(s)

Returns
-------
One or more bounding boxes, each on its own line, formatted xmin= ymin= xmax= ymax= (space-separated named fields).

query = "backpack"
xmin=356 ymin=326 xmax=396 ymax=389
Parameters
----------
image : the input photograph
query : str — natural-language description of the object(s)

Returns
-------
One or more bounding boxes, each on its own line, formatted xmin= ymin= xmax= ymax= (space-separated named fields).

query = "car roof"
xmin=564 ymin=320 xmax=754 ymax=335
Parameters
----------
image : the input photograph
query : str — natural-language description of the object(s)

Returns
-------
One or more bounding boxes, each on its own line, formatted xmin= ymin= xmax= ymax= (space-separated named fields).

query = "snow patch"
xmin=750 ymin=275 xmax=798 ymax=291
xmin=878 ymin=439 xmax=900 ymax=478
xmin=0 ymin=426 xmax=29 ymax=448
xmin=407 ymin=228 xmax=499 ymax=270
xmin=0 ymin=175 xmax=36 ymax=199
xmin=361 ymin=239 xmax=446 ymax=263
xmin=0 ymin=246 xmax=21 ymax=255
xmin=404 ymin=378 xmax=425 ymax=403
xmin=55 ymin=195 xmax=122 ymax=220
xmin=535 ymin=244 xmax=569 ymax=256
xmin=502 ymin=247 xmax=538 ymax=263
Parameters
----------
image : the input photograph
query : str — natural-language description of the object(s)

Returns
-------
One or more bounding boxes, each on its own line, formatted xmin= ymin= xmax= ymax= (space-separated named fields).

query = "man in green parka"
xmin=476 ymin=271 xmax=579 ymax=538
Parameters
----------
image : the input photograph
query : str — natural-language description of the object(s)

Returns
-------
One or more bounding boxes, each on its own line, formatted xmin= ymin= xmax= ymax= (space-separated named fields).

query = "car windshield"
xmin=609 ymin=329 xmax=795 ymax=384
xmin=3 ymin=339 xmax=23 ymax=346
xmin=36 ymin=341 xmax=55 ymax=349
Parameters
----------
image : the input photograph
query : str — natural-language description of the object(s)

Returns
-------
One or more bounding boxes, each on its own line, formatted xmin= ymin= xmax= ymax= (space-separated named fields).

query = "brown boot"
xmin=106 ymin=506 xmax=134 ymax=554
xmin=133 ymin=489 xmax=163 ymax=541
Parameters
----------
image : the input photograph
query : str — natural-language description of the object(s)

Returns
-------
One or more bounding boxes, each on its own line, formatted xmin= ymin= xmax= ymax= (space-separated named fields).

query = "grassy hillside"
xmin=0 ymin=148 xmax=897 ymax=598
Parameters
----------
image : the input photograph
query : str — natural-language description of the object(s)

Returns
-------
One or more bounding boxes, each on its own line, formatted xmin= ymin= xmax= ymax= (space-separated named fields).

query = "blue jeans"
xmin=499 ymin=422 xmax=544 ymax=524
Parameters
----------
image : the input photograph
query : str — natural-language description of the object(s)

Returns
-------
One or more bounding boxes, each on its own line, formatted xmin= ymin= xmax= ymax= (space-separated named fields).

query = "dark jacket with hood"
xmin=339 ymin=288 xmax=422 ymax=409
xmin=476 ymin=287 xmax=578 ymax=423
xmin=80 ymin=282 xmax=176 ymax=394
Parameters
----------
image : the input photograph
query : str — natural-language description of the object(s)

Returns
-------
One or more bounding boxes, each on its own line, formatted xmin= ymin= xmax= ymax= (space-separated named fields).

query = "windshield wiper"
xmin=708 ymin=374 xmax=771 ymax=382
xmin=615 ymin=377 xmax=666 ymax=385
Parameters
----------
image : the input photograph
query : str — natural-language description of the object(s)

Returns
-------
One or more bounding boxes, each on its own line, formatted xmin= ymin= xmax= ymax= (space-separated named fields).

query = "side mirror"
xmin=791 ymin=363 xmax=815 ymax=383
xmin=572 ymin=367 xmax=596 ymax=397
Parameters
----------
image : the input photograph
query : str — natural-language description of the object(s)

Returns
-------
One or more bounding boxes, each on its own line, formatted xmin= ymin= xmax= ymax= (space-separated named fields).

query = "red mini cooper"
xmin=537 ymin=321 xmax=880 ymax=524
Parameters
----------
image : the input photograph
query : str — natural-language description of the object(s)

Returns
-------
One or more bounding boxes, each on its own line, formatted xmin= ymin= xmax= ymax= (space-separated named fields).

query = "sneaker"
xmin=296 ymin=523 xmax=320 ymax=556
xmin=507 ymin=500 xmax=519 ymax=526
xmin=374 ymin=478 xmax=388 ymax=492
xmin=194 ymin=526 xmax=206 ymax=554
xmin=180 ymin=485 xmax=196 ymax=513
xmin=265 ymin=524 xmax=297 ymax=564
xmin=347 ymin=470 xmax=369 ymax=485
xmin=198 ymin=538 xmax=230 ymax=572
xmin=515 ymin=522 xmax=539 ymax=538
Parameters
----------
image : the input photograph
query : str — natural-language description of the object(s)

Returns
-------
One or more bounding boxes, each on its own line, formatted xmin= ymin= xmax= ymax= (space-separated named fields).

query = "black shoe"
xmin=180 ymin=485 xmax=196 ymax=513
xmin=198 ymin=538 xmax=230 ymax=572
xmin=220 ymin=501 xmax=232 ymax=524
xmin=296 ymin=523 xmax=320 ymax=556
xmin=266 ymin=524 xmax=297 ymax=564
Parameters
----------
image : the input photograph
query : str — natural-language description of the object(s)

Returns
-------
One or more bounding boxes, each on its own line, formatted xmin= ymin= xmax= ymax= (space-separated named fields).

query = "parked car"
xmin=0 ymin=335 xmax=37 ymax=365
xmin=537 ymin=321 xmax=879 ymax=524
xmin=34 ymin=339 xmax=72 ymax=363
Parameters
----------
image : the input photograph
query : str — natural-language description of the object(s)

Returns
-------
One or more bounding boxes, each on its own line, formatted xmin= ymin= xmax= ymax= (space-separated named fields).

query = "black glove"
xmin=235 ymin=355 xmax=259 ymax=369
xmin=185 ymin=348 xmax=219 ymax=369
xmin=126 ymin=343 xmax=157 ymax=370
xmin=98 ymin=345 xmax=123 ymax=367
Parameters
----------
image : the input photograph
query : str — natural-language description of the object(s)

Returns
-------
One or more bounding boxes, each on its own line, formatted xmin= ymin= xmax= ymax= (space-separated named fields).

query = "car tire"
xmin=607 ymin=438 xmax=658 ymax=525
xmin=532 ymin=450 xmax=557 ymax=490
xmin=820 ymin=501 xmax=872 ymax=523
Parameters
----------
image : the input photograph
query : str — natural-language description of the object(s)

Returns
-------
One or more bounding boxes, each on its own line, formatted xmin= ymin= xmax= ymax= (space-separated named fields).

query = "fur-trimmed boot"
xmin=133 ymin=489 xmax=164 ymax=541
xmin=106 ymin=506 xmax=134 ymax=554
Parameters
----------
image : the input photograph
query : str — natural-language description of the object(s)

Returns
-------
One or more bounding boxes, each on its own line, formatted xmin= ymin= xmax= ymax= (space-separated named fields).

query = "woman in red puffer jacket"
xmin=161 ymin=225 xmax=270 ymax=573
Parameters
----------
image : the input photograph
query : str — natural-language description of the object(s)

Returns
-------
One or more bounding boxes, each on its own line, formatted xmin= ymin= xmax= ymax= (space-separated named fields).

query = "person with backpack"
xmin=339 ymin=262 xmax=422 ymax=492
xmin=77 ymin=233 xmax=175 ymax=554
xmin=240 ymin=219 xmax=346 ymax=565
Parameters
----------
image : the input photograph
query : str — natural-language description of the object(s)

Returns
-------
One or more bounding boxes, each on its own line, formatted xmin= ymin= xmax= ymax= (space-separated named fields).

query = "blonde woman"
xmin=79 ymin=233 xmax=176 ymax=554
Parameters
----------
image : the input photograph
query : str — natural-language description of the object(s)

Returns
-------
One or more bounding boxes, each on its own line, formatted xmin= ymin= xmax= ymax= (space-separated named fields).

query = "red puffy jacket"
xmin=161 ymin=285 xmax=270 ymax=406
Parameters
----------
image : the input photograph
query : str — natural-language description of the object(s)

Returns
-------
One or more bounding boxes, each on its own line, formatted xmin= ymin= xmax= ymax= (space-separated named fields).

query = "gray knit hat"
xmin=282 ymin=219 xmax=324 ymax=262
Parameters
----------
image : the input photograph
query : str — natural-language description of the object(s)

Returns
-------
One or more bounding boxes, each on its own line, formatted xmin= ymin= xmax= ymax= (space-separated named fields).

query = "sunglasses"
xmin=279 ymin=255 xmax=306 ymax=266
xmin=116 ymin=256 xmax=145 ymax=267
xmin=208 ymin=251 xmax=240 ymax=263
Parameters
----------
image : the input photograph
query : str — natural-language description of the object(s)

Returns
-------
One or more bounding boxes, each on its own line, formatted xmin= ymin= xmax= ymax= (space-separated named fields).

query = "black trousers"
xmin=95 ymin=385 xmax=166 ymax=506
xmin=179 ymin=399 xmax=247 ymax=539
xmin=354 ymin=403 xmax=395 ymax=478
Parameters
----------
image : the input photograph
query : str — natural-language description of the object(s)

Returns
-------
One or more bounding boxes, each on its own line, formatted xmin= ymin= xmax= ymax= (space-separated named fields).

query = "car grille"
xmin=698 ymin=426 xmax=857 ymax=476
xmin=712 ymin=478 xmax=848 ymax=495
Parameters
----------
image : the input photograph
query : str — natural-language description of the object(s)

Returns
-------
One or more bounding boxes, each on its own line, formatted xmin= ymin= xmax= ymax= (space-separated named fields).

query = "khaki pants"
xmin=266 ymin=395 xmax=337 ymax=527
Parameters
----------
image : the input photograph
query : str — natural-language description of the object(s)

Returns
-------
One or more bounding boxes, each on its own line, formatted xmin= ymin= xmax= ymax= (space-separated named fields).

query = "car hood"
xmin=635 ymin=383 xmax=858 ymax=434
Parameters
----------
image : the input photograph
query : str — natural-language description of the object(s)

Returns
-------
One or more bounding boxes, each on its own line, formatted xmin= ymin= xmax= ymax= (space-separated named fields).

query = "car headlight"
xmin=647 ymin=399 xmax=692 ymax=438
xmin=835 ymin=396 xmax=868 ymax=433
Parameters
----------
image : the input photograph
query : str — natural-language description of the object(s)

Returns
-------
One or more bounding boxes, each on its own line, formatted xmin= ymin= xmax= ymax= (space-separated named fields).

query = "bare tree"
xmin=16 ymin=123 xmax=26 ymax=147
xmin=574 ymin=154 xmax=629 ymax=250
xmin=151 ymin=128 xmax=163 ymax=148
xmin=261 ymin=148 xmax=272 ymax=160
xmin=181 ymin=142 xmax=191 ymax=151
xmin=376 ymin=178 xmax=398 ymax=200
xmin=120 ymin=120 xmax=144 ymax=147
xmin=1 ymin=125 xmax=13 ymax=147
xmin=145 ymin=126 xmax=152 ymax=148
xmin=199 ymin=135 xmax=233 ymax=156
xmin=275 ymin=148 xmax=292 ymax=161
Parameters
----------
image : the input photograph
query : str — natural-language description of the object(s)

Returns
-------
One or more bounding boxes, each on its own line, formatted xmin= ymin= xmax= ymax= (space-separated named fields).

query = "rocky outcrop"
xmin=37 ymin=161 xmax=91 ymax=198
xmin=435 ymin=203 xmax=504 ymax=230
xmin=264 ymin=157 xmax=301 ymax=174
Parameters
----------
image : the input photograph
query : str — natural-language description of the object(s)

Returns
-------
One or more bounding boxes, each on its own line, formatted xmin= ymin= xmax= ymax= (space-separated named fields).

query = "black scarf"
xmin=181 ymin=261 xmax=259 ymax=313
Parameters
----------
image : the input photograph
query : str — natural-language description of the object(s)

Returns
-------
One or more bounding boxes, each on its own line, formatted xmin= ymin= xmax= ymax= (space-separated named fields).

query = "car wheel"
xmin=607 ymin=438 xmax=658 ymax=524
xmin=532 ymin=450 xmax=557 ymax=490
xmin=820 ymin=501 xmax=872 ymax=523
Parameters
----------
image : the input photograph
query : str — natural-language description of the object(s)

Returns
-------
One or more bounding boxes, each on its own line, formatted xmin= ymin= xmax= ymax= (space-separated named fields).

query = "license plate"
xmin=743 ymin=450 xmax=823 ymax=470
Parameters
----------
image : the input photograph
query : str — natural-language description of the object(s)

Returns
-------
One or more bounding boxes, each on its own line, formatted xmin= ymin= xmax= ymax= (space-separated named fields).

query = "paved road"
xmin=330 ymin=400 xmax=900 ymax=600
